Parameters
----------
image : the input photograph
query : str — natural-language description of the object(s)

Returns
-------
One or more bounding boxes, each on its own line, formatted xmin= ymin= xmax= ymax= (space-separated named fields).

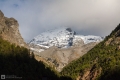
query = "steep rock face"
xmin=0 ymin=10 xmax=27 ymax=47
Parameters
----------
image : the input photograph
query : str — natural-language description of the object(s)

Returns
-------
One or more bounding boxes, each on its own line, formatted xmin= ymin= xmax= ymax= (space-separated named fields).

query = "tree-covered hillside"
xmin=0 ymin=38 xmax=72 ymax=80
xmin=60 ymin=24 xmax=120 ymax=80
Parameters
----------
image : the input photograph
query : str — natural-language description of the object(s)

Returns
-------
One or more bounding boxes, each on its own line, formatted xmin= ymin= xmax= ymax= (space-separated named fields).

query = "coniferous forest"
xmin=0 ymin=38 xmax=72 ymax=80
xmin=60 ymin=24 xmax=120 ymax=80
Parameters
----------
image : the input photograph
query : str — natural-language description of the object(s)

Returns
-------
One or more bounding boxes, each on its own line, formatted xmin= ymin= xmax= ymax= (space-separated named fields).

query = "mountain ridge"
xmin=29 ymin=27 xmax=103 ymax=50
xmin=60 ymin=24 xmax=120 ymax=80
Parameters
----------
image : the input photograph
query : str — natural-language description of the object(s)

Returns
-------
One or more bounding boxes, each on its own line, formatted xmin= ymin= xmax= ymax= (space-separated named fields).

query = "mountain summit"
xmin=29 ymin=27 xmax=103 ymax=49
xmin=29 ymin=27 xmax=76 ymax=48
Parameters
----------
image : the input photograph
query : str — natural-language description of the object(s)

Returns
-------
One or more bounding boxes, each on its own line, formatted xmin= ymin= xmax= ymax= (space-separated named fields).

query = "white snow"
xmin=75 ymin=35 xmax=103 ymax=44
xmin=29 ymin=27 xmax=103 ymax=49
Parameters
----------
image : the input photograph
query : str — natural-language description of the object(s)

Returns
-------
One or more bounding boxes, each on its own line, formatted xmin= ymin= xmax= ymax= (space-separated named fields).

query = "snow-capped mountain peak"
xmin=29 ymin=27 xmax=103 ymax=49
xmin=29 ymin=27 xmax=75 ymax=48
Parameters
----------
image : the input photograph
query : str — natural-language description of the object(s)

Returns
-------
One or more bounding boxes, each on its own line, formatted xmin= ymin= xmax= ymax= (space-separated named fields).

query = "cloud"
xmin=0 ymin=0 xmax=120 ymax=42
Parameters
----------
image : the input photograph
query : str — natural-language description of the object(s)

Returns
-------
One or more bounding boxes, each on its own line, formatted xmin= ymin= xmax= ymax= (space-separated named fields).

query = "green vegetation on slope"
xmin=60 ymin=24 xmax=120 ymax=80
xmin=0 ymin=38 xmax=72 ymax=80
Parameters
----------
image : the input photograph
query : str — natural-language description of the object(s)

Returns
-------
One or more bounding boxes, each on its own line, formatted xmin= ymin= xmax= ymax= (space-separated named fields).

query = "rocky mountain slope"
xmin=37 ymin=42 xmax=98 ymax=72
xmin=60 ymin=24 xmax=120 ymax=80
xmin=0 ymin=10 xmax=27 ymax=47
xmin=29 ymin=27 xmax=103 ymax=71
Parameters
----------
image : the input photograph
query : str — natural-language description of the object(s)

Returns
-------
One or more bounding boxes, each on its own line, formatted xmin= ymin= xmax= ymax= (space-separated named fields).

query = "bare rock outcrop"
xmin=0 ymin=10 xmax=27 ymax=47
xmin=77 ymin=67 xmax=102 ymax=80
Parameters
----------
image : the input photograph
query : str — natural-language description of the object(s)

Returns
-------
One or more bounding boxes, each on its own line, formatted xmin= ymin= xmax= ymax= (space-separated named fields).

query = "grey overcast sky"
xmin=0 ymin=0 xmax=120 ymax=42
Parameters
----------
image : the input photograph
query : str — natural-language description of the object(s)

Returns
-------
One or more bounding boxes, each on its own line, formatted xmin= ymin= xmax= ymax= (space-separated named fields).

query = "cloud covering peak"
xmin=0 ymin=0 xmax=120 ymax=41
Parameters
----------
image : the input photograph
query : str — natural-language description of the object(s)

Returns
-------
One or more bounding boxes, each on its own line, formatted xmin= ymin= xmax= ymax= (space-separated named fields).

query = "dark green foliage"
xmin=61 ymin=40 xmax=120 ymax=79
xmin=60 ymin=24 xmax=120 ymax=80
xmin=59 ymin=76 xmax=72 ymax=80
xmin=99 ymin=66 xmax=120 ymax=80
xmin=0 ymin=38 xmax=72 ymax=80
